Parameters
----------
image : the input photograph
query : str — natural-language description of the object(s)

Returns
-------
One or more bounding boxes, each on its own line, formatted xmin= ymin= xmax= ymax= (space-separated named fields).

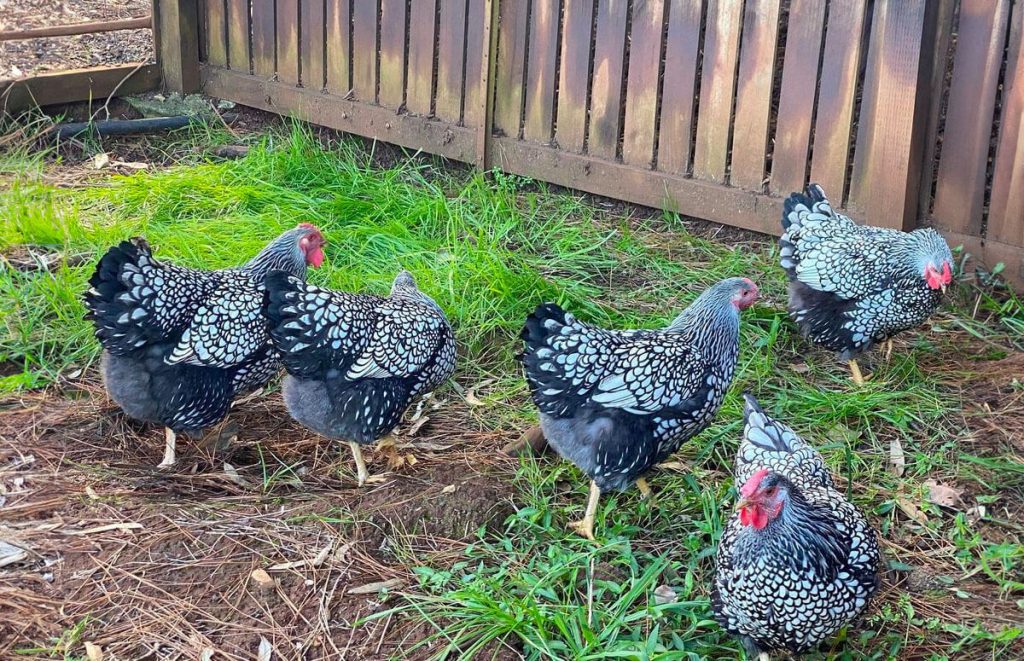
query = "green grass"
xmin=2 ymin=124 xmax=1023 ymax=659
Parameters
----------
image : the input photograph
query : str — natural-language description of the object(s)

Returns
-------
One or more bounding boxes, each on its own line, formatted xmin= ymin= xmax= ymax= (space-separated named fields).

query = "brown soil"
xmin=0 ymin=377 xmax=519 ymax=660
xmin=0 ymin=0 xmax=153 ymax=78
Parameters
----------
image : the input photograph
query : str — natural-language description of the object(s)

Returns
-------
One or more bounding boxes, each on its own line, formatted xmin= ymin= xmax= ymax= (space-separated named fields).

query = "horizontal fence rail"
xmin=187 ymin=0 xmax=1024 ymax=288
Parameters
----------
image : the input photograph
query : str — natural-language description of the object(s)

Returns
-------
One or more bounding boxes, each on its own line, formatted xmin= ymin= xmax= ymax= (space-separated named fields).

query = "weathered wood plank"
xmin=351 ymin=0 xmax=379 ymax=102
xmin=378 ymin=0 xmax=407 ymax=107
xmin=589 ymin=0 xmax=629 ymax=160
xmin=555 ymin=0 xmax=595 ymax=153
xmin=693 ymin=0 xmax=743 ymax=181
xmin=917 ymin=0 xmax=956 ymax=218
xmin=204 ymin=0 xmax=227 ymax=67
xmin=202 ymin=65 xmax=476 ymax=161
xmin=157 ymin=0 xmax=201 ymax=93
xmin=932 ymin=0 xmax=1011 ymax=236
xmin=250 ymin=0 xmax=275 ymax=78
xmin=300 ymin=0 xmax=325 ymax=89
xmin=436 ymin=0 xmax=468 ymax=122
xmin=986 ymin=8 xmax=1024 ymax=247
xmin=326 ymin=0 xmax=351 ymax=95
xmin=656 ymin=0 xmax=702 ymax=174
xmin=475 ymin=0 xmax=498 ymax=166
xmin=463 ymin=0 xmax=487 ymax=127
xmin=493 ymin=0 xmax=529 ymax=136
xmin=276 ymin=0 xmax=300 ymax=85
xmin=729 ymin=0 xmax=780 ymax=190
xmin=1 ymin=64 xmax=161 ymax=115
xmin=769 ymin=0 xmax=826 ymax=196
xmin=523 ymin=0 xmax=560 ymax=144
xmin=621 ymin=0 xmax=664 ymax=167
xmin=226 ymin=0 xmax=250 ymax=72
xmin=809 ymin=0 xmax=867 ymax=201
xmin=849 ymin=2 xmax=934 ymax=230
xmin=406 ymin=0 xmax=437 ymax=115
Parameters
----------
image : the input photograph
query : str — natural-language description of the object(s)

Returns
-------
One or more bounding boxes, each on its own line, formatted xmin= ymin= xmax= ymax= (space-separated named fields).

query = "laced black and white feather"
xmin=780 ymin=183 xmax=951 ymax=359
xmin=713 ymin=396 xmax=881 ymax=656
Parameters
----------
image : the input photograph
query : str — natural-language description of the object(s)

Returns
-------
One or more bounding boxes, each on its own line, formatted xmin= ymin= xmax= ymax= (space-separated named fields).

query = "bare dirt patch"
xmin=0 ymin=376 xmax=518 ymax=659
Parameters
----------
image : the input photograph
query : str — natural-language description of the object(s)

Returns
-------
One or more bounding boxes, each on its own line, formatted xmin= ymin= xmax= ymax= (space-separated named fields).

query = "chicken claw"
xmin=158 ymin=427 xmax=176 ymax=468
xmin=848 ymin=359 xmax=866 ymax=386
xmin=636 ymin=477 xmax=653 ymax=500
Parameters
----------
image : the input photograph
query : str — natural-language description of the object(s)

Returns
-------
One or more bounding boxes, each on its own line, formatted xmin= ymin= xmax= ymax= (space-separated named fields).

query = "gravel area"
xmin=0 ymin=0 xmax=153 ymax=78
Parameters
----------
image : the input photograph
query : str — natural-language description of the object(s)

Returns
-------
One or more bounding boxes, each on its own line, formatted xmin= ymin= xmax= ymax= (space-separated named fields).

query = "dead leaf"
xmin=464 ymin=378 xmax=496 ymax=406
xmin=896 ymin=497 xmax=929 ymax=526
xmin=256 ymin=637 xmax=273 ymax=661
xmin=333 ymin=542 xmax=352 ymax=563
xmin=347 ymin=578 xmax=404 ymax=594
xmin=440 ymin=484 xmax=457 ymax=495
xmin=966 ymin=505 xmax=986 ymax=524
xmin=84 ymin=486 xmax=100 ymax=500
xmin=64 ymin=522 xmax=142 ymax=536
xmin=223 ymin=463 xmax=246 ymax=486
xmin=200 ymin=649 xmax=215 ymax=661
xmin=788 ymin=362 xmax=811 ymax=374
xmin=0 ymin=540 xmax=28 ymax=567
xmin=889 ymin=438 xmax=906 ymax=477
xmin=653 ymin=584 xmax=678 ymax=605
xmin=112 ymin=160 xmax=150 ymax=171
xmin=84 ymin=642 xmax=103 ymax=661
xmin=406 ymin=415 xmax=430 ymax=436
xmin=924 ymin=480 xmax=964 ymax=509
xmin=268 ymin=542 xmax=333 ymax=571
xmin=250 ymin=568 xmax=274 ymax=588
xmin=91 ymin=153 xmax=110 ymax=169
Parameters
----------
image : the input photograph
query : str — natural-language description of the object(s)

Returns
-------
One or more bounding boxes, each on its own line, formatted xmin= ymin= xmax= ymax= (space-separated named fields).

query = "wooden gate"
xmin=186 ymin=0 xmax=1023 ymax=287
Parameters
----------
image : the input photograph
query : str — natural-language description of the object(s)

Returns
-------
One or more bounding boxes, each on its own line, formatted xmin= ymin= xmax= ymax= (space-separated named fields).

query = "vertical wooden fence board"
xmin=769 ymin=0 xmax=826 ymax=196
xmin=300 ymin=0 xmax=326 ymax=89
xmin=693 ymin=0 xmax=743 ymax=181
xmin=809 ymin=0 xmax=867 ymax=201
xmin=379 ymin=0 xmax=407 ymax=107
xmin=621 ymin=0 xmax=664 ymax=167
xmin=251 ymin=0 xmax=276 ymax=77
xmin=406 ymin=0 xmax=437 ymax=115
xmin=849 ymin=2 xmax=933 ymax=230
xmin=987 ymin=10 xmax=1024 ymax=247
xmin=326 ymin=0 xmax=351 ymax=95
xmin=931 ymin=0 xmax=1011 ymax=236
xmin=205 ymin=0 xmax=227 ymax=67
xmin=555 ymin=0 xmax=595 ymax=153
xmin=276 ymin=0 xmax=300 ymax=85
xmin=226 ymin=0 xmax=250 ymax=72
xmin=589 ymin=0 xmax=629 ymax=159
xmin=463 ymin=0 xmax=488 ymax=127
xmin=917 ymin=0 xmax=956 ymax=217
xmin=493 ymin=0 xmax=530 ymax=137
xmin=730 ymin=0 xmax=781 ymax=190
xmin=351 ymin=0 xmax=378 ymax=102
xmin=656 ymin=0 xmax=702 ymax=174
xmin=436 ymin=0 xmax=468 ymax=122
xmin=523 ymin=0 xmax=561 ymax=144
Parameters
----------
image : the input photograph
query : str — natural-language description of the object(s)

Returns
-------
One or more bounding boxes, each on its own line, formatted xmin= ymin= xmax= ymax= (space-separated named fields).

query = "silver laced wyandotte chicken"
xmin=84 ymin=224 xmax=326 ymax=467
xmin=521 ymin=277 xmax=759 ymax=540
xmin=713 ymin=394 xmax=880 ymax=660
xmin=264 ymin=269 xmax=456 ymax=486
xmin=781 ymin=183 xmax=953 ymax=385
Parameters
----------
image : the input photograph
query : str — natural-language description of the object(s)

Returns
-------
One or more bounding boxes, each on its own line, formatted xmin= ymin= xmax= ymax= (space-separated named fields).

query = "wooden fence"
xmin=18 ymin=0 xmax=1021 ymax=287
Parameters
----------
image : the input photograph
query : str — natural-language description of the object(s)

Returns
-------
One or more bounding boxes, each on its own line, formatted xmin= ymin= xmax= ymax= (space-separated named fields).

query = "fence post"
xmin=847 ymin=1 xmax=939 ymax=230
xmin=154 ymin=0 xmax=201 ymax=94
xmin=476 ymin=0 xmax=499 ymax=170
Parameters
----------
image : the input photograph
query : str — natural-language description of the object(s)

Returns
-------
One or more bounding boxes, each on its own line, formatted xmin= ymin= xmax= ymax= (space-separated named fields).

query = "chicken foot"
xmin=884 ymin=338 xmax=894 ymax=362
xmin=569 ymin=481 xmax=601 ymax=541
xmin=348 ymin=441 xmax=369 ymax=487
xmin=635 ymin=477 xmax=653 ymax=500
xmin=848 ymin=359 xmax=866 ymax=386
xmin=158 ymin=427 xmax=176 ymax=468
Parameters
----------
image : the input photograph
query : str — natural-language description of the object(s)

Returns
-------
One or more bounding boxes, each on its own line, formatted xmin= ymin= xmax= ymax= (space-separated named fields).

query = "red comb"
xmin=739 ymin=468 xmax=770 ymax=498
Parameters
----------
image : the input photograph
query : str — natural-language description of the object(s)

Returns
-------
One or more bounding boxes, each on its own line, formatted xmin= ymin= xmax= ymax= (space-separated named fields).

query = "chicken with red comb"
xmin=713 ymin=395 xmax=880 ymax=659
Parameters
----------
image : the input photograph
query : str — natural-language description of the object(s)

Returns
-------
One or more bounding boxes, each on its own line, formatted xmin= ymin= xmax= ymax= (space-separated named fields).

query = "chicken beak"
xmin=735 ymin=497 xmax=751 ymax=511
xmin=941 ymin=283 xmax=947 ymax=295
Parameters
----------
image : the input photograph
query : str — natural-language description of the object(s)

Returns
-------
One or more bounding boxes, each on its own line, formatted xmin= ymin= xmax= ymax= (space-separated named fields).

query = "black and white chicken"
xmin=713 ymin=395 xmax=881 ymax=659
xmin=781 ymin=184 xmax=953 ymax=384
xmin=264 ymin=270 xmax=456 ymax=486
xmin=84 ymin=224 xmax=326 ymax=466
xmin=521 ymin=277 xmax=759 ymax=539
